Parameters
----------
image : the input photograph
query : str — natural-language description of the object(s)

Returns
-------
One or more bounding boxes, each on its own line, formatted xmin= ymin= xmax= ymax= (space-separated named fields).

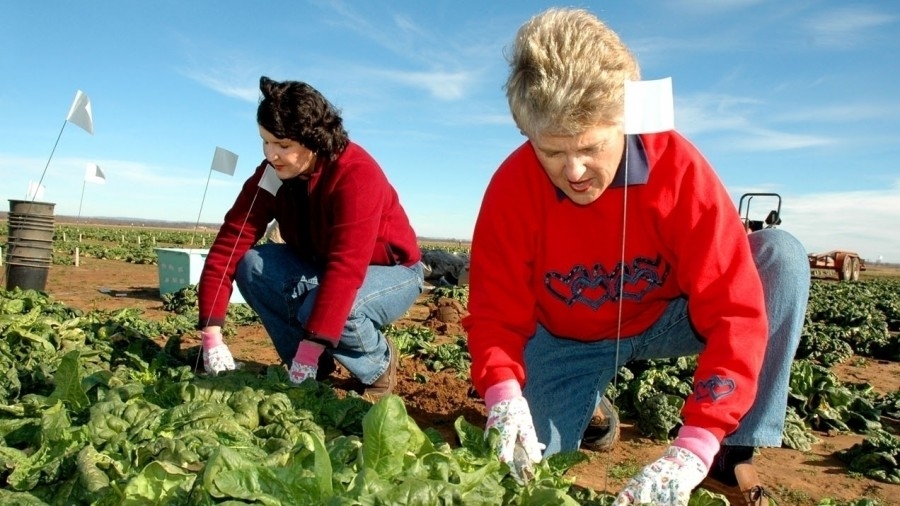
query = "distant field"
xmin=861 ymin=264 xmax=900 ymax=279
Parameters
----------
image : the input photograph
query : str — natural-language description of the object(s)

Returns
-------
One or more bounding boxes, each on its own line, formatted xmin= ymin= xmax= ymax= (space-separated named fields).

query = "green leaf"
xmin=0 ymin=488 xmax=50 ymax=505
xmin=49 ymin=350 xmax=89 ymax=411
xmin=689 ymin=487 xmax=729 ymax=505
xmin=360 ymin=395 xmax=415 ymax=479
xmin=121 ymin=461 xmax=196 ymax=505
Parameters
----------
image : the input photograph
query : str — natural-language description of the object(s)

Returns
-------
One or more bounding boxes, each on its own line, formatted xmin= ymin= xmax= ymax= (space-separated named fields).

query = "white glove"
xmin=289 ymin=360 xmax=318 ymax=385
xmin=614 ymin=446 xmax=709 ymax=505
xmin=202 ymin=343 xmax=236 ymax=374
xmin=200 ymin=329 xmax=236 ymax=374
xmin=486 ymin=396 xmax=545 ymax=483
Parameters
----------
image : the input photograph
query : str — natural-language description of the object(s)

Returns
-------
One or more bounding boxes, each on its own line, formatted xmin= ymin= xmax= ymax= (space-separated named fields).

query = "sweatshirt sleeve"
xmin=303 ymin=156 xmax=387 ymax=341
xmin=463 ymin=144 xmax=541 ymax=398
xmin=648 ymin=133 xmax=769 ymax=440
xmin=198 ymin=161 xmax=274 ymax=329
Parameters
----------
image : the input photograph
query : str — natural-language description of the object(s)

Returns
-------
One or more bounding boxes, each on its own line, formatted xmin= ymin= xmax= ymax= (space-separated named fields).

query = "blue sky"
xmin=2 ymin=0 xmax=899 ymax=263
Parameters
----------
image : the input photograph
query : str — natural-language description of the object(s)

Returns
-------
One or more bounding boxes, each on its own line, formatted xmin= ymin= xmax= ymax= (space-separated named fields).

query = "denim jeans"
xmin=522 ymin=229 xmax=810 ymax=456
xmin=234 ymin=243 xmax=424 ymax=384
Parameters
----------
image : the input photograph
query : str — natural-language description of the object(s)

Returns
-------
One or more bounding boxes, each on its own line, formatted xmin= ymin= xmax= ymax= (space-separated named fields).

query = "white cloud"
xmin=371 ymin=68 xmax=475 ymax=101
xmin=665 ymin=0 xmax=768 ymax=13
xmin=781 ymin=184 xmax=900 ymax=263
xmin=319 ymin=0 xmax=463 ymax=68
xmin=171 ymin=31 xmax=272 ymax=103
xmin=676 ymin=93 xmax=761 ymax=135
xmin=805 ymin=7 xmax=897 ymax=49
xmin=723 ymin=128 xmax=833 ymax=151
xmin=183 ymin=71 xmax=258 ymax=102
xmin=676 ymin=93 xmax=834 ymax=151
xmin=463 ymin=113 xmax=515 ymax=126
xmin=772 ymin=103 xmax=900 ymax=124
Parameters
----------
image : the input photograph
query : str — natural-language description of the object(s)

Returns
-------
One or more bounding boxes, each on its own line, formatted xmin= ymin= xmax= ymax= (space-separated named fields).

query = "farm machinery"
xmin=737 ymin=193 xmax=865 ymax=282
xmin=738 ymin=192 xmax=782 ymax=233
xmin=808 ymin=250 xmax=865 ymax=282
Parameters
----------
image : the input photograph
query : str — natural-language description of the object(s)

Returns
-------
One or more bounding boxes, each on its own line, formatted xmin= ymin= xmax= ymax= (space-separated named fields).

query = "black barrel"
xmin=5 ymin=199 xmax=55 ymax=291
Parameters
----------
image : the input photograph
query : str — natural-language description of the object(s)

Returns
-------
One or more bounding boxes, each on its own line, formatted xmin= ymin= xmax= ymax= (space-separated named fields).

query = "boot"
xmin=700 ymin=450 xmax=775 ymax=505
xmin=581 ymin=396 xmax=620 ymax=451
xmin=363 ymin=338 xmax=398 ymax=401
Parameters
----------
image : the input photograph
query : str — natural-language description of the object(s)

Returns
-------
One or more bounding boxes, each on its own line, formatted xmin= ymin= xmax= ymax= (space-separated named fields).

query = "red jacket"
xmin=199 ymin=142 xmax=420 ymax=340
xmin=463 ymin=131 xmax=768 ymax=441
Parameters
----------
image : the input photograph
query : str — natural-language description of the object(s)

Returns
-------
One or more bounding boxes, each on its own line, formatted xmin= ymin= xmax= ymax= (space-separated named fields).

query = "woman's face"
xmin=259 ymin=126 xmax=317 ymax=180
xmin=530 ymin=123 xmax=625 ymax=206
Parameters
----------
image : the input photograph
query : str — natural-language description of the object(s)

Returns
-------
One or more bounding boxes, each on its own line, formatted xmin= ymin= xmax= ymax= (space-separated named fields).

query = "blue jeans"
xmin=234 ymin=243 xmax=424 ymax=384
xmin=522 ymin=229 xmax=810 ymax=455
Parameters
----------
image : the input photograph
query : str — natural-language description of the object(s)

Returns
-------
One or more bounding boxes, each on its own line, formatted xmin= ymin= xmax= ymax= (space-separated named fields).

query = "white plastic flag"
xmin=210 ymin=146 xmax=238 ymax=176
xmin=66 ymin=90 xmax=94 ymax=135
xmin=258 ymin=164 xmax=282 ymax=195
xmin=84 ymin=163 xmax=106 ymax=184
xmin=624 ymin=77 xmax=674 ymax=134
xmin=26 ymin=181 xmax=46 ymax=200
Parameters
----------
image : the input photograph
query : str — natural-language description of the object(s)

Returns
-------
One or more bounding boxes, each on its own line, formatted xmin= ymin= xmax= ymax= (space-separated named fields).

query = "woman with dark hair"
xmin=197 ymin=76 xmax=423 ymax=399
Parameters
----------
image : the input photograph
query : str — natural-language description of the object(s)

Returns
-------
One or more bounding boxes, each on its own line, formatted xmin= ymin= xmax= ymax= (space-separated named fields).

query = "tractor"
xmin=738 ymin=192 xmax=782 ymax=233
xmin=737 ymin=192 xmax=864 ymax=281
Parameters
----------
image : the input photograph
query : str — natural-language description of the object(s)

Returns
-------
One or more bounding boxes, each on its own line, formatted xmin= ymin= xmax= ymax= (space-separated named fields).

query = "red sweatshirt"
xmin=199 ymin=142 xmax=421 ymax=341
xmin=463 ymin=131 xmax=768 ymax=441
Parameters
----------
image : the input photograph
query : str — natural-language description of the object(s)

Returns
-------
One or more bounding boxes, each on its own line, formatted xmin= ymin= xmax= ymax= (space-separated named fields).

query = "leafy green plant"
xmin=430 ymin=285 xmax=469 ymax=306
xmin=788 ymin=360 xmax=883 ymax=435
xmin=384 ymin=324 xmax=471 ymax=378
xmin=161 ymin=284 xmax=260 ymax=327
xmin=836 ymin=430 xmax=900 ymax=484
xmin=816 ymin=498 xmax=881 ymax=506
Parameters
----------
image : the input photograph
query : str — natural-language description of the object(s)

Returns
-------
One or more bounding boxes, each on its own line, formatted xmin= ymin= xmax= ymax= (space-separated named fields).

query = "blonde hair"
xmin=505 ymin=8 xmax=640 ymax=137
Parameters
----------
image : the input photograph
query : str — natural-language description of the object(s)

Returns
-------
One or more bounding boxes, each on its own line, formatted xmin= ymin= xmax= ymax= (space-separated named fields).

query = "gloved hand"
xmin=484 ymin=380 xmax=544 ymax=483
xmin=288 ymin=360 xmax=318 ymax=384
xmin=288 ymin=340 xmax=326 ymax=385
xmin=201 ymin=328 xmax=235 ymax=374
xmin=615 ymin=426 xmax=719 ymax=505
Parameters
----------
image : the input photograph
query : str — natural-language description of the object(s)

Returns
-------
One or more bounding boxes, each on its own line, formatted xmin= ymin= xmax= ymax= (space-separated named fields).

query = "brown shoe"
xmin=363 ymin=337 xmax=398 ymax=401
xmin=700 ymin=462 xmax=774 ymax=505
xmin=581 ymin=396 xmax=620 ymax=451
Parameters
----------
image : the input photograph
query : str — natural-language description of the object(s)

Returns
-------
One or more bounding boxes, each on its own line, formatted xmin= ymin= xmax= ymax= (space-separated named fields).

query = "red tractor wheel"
xmin=850 ymin=257 xmax=861 ymax=282
xmin=840 ymin=255 xmax=853 ymax=281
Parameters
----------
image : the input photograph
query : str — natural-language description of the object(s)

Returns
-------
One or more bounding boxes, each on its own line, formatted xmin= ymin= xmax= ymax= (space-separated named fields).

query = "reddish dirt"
xmin=40 ymin=258 xmax=900 ymax=504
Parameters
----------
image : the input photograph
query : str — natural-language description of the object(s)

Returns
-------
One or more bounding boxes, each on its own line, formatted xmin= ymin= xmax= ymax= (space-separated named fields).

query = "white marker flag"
xmin=26 ymin=181 xmax=46 ymax=200
xmin=210 ymin=146 xmax=238 ymax=176
xmin=84 ymin=163 xmax=106 ymax=184
xmin=624 ymin=77 xmax=674 ymax=134
xmin=258 ymin=164 xmax=282 ymax=196
xmin=66 ymin=90 xmax=94 ymax=135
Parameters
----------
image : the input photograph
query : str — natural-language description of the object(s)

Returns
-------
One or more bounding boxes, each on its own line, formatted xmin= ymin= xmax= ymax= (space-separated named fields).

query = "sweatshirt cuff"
xmin=200 ymin=330 xmax=224 ymax=349
xmin=672 ymin=425 xmax=720 ymax=469
xmin=484 ymin=379 xmax=523 ymax=410
xmin=294 ymin=340 xmax=326 ymax=366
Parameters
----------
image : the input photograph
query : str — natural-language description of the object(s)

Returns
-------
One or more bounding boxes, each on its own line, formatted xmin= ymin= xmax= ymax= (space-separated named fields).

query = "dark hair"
xmin=257 ymin=76 xmax=349 ymax=161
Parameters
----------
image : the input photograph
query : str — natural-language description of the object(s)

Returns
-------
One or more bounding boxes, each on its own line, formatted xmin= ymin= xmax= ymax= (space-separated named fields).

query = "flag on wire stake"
xmin=84 ymin=163 xmax=106 ymax=184
xmin=259 ymin=164 xmax=283 ymax=196
xmin=611 ymin=81 xmax=676 ymax=456
xmin=193 ymin=146 xmax=239 ymax=245
xmin=210 ymin=146 xmax=238 ymax=175
xmin=66 ymin=90 xmax=94 ymax=135
xmin=623 ymin=77 xmax=674 ymax=134
xmin=33 ymin=89 xmax=96 ymax=200
xmin=203 ymin=162 xmax=280 ymax=304
xmin=26 ymin=181 xmax=46 ymax=201
xmin=78 ymin=163 xmax=105 ymax=221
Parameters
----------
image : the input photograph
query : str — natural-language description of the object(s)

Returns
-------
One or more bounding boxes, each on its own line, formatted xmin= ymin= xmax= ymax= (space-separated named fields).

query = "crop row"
xmin=0 ymin=224 xmax=472 ymax=267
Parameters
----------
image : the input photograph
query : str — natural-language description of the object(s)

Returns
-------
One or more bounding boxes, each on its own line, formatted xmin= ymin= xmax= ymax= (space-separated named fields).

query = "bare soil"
xmin=39 ymin=258 xmax=900 ymax=504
